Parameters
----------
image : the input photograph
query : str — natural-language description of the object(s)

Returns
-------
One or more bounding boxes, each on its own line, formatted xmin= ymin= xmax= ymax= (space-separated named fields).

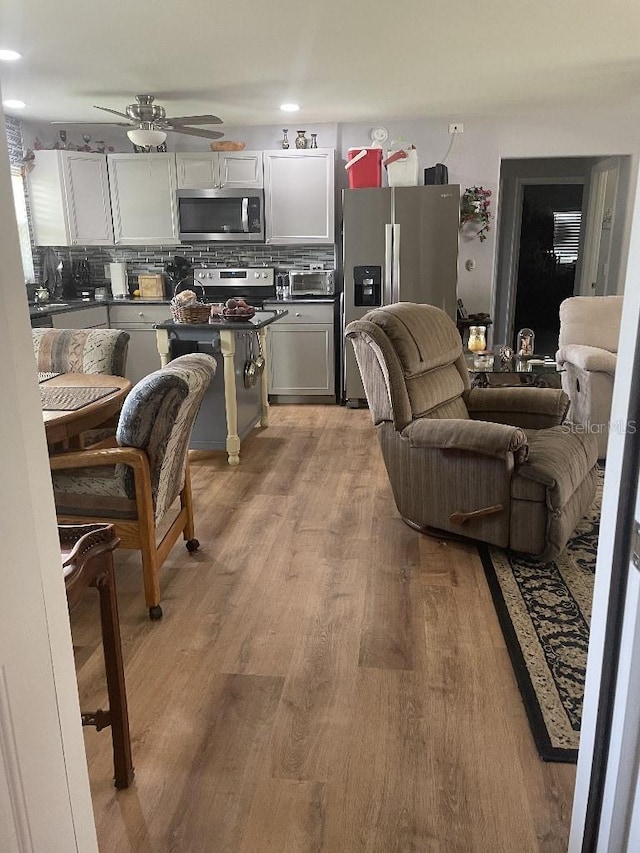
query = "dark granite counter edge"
xmin=155 ymin=309 xmax=289 ymax=331
xmin=30 ymin=296 xmax=335 ymax=319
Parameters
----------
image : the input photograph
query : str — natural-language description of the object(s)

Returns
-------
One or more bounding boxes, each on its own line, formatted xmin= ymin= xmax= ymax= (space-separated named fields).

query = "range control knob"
xmin=254 ymin=271 xmax=260 ymax=279
xmin=262 ymin=272 xmax=268 ymax=279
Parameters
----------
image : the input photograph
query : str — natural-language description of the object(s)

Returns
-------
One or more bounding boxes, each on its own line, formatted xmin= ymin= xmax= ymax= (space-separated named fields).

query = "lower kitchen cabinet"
xmin=108 ymin=303 xmax=172 ymax=385
xmin=263 ymin=302 xmax=335 ymax=397
xmin=51 ymin=305 xmax=109 ymax=329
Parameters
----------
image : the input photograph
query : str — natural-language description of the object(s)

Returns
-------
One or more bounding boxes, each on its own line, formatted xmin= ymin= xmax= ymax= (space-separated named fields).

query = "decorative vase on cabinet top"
xmin=295 ymin=131 xmax=308 ymax=149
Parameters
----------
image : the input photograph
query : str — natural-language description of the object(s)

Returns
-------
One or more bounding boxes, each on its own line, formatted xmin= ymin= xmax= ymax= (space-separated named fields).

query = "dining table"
xmin=40 ymin=373 xmax=132 ymax=447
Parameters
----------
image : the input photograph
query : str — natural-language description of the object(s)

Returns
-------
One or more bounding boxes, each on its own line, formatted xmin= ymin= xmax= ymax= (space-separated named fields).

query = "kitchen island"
xmin=155 ymin=310 xmax=287 ymax=465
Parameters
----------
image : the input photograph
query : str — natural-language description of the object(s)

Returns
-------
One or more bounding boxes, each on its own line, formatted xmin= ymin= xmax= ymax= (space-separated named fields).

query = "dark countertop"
xmin=155 ymin=309 xmax=289 ymax=332
xmin=29 ymin=295 xmax=335 ymax=319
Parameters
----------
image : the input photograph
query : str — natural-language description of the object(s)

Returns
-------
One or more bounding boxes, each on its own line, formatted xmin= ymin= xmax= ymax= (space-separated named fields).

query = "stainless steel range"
xmin=193 ymin=267 xmax=275 ymax=306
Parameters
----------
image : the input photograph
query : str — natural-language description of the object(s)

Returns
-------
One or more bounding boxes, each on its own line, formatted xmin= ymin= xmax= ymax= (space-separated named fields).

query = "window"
xmin=553 ymin=210 xmax=582 ymax=265
xmin=10 ymin=171 xmax=35 ymax=282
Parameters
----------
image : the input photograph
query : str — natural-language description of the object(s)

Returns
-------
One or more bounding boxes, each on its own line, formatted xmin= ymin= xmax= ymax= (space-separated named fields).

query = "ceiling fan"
xmin=54 ymin=94 xmax=225 ymax=146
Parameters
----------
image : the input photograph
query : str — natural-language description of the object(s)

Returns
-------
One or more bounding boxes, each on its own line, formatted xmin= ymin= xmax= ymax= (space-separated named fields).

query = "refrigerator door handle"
xmin=384 ymin=223 xmax=393 ymax=305
xmin=392 ymin=224 xmax=401 ymax=303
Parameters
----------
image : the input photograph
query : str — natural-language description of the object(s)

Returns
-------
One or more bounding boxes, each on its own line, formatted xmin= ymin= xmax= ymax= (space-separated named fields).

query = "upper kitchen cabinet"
xmin=176 ymin=151 xmax=263 ymax=189
xmin=28 ymin=151 xmax=114 ymax=246
xmin=108 ymin=153 xmax=179 ymax=245
xmin=263 ymin=149 xmax=335 ymax=244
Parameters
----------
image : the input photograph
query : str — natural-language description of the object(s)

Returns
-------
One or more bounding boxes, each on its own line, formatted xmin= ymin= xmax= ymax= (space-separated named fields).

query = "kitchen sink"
xmin=30 ymin=303 xmax=69 ymax=311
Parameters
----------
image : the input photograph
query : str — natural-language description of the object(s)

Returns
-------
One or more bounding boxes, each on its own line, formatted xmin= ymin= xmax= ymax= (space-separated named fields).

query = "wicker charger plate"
xmin=41 ymin=385 xmax=120 ymax=411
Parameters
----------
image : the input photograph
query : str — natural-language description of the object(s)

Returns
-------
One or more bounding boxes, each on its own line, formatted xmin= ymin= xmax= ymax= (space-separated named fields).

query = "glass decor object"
xmin=467 ymin=325 xmax=487 ymax=353
xmin=517 ymin=328 xmax=535 ymax=357
xmin=295 ymin=130 xmax=308 ymax=149
xmin=281 ymin=129 xmax=290 ymax=149
xmin=473 ymin=352 xmax=494 ymax=370
xmin=310 ymin=133 xmax=318 ymax=149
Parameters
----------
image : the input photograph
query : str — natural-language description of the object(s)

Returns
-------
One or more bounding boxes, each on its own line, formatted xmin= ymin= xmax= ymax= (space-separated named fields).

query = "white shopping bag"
xmin=383 ymin=146 xmax=419 ymax=186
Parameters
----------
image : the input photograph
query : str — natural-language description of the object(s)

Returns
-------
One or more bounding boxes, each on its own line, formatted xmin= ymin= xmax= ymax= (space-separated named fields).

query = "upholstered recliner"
xmin=33 ymin=328 xmax=130 ymax=377
xmin=49 ymin=354 xmax=216 ymax=619
xmin=556 ymin=295 xmax=623 ymax=459
xmin=346 ymin=303 xmax=599 ymax=561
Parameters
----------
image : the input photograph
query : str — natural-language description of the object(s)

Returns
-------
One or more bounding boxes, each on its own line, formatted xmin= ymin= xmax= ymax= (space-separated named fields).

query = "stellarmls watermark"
xmin=561 ymin=420 xmax=636 ymax=436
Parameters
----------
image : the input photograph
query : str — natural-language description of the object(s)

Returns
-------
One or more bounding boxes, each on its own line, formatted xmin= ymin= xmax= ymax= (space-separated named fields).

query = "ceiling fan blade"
xmin=165 ymin=126 xmax=225 ymax=140
xmin=50 ymin=119 xmax=133 ymax=126
xmin=163 ymin=114 xmax=223 ymax=125
xmin=93 ymin=106 xmax=131 ymax=120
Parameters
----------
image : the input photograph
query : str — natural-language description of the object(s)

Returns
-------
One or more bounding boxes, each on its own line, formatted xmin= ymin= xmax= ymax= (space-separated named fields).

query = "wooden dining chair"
xmin=50 ymin=354 xmax=216 ymax=620
xmin=60 ymin=522 xmax=134 ymax=789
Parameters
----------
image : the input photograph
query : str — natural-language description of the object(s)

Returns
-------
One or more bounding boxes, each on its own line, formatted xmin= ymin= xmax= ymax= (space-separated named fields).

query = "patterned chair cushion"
xmin=117 ymin=354 xmax=216 ymax=523
xmin=52 ymin=354 xmax=216 ymax=525
xmin=52 ymin=465 xmax=137 ymax=519
xmin=33 ymin=328 xmax=130 ymax=376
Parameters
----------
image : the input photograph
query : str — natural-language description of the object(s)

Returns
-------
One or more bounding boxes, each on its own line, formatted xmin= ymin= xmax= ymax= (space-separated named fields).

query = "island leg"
xmin=259 ymin=326 xmax=270 ymax=427
xmin=155 ymin=328 xmax=171 ymax=367
xmin=220 ymin=329 xmax=241 ymax=466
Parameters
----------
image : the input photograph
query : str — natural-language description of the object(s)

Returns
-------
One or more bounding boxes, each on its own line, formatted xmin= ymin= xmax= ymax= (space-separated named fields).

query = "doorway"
xmin=512 ymin=182 xmax=584 ymax=355
xmin=494 ymin=156 xmax=631 ymax=351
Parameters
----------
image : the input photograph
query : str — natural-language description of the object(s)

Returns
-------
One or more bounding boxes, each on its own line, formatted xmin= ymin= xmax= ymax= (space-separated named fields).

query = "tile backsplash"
xmin=43 ymin=243 xmax=337 ymax=294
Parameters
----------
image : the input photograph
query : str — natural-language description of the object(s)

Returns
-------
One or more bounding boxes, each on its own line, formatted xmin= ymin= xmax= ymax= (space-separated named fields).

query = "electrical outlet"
xmin=309 ymin=263 xmax=323 ymax=271
xmin=449 ymin=123 xmax=464 ymax=134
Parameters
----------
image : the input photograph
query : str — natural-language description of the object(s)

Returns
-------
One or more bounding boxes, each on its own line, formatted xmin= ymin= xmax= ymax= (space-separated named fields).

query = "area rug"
xmin=479 ymin=472 xmax=602 ymax=763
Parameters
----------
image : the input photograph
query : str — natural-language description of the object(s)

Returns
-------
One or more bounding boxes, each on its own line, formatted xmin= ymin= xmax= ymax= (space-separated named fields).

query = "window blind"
xmin=553 ymin=210 xmax=582 ymax=264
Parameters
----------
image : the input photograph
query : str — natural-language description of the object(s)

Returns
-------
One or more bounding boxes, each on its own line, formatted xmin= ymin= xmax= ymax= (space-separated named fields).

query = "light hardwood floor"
xmin=71 ymin=405 xmax=576 ymax=852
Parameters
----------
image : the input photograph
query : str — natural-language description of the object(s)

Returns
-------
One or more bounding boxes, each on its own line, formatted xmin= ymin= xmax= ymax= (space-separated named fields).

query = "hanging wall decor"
xmin=460 ymin=186 xmax=492 ymax=242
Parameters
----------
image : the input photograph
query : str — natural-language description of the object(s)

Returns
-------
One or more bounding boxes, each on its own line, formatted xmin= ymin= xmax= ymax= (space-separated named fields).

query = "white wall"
xmin=23 ymin=103 xmax=640 ymax=314
xmin=0 ymin=101 xmax=98 ymax=851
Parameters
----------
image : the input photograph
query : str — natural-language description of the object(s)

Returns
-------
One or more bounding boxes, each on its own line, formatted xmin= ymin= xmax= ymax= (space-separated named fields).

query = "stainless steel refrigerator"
xmin=342 ymin=184 xmax=460 ymax=404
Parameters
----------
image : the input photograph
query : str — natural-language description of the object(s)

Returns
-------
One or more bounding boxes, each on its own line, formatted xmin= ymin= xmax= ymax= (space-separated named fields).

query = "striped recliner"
xmin=346 ymin=302 xmax=599 ymax=561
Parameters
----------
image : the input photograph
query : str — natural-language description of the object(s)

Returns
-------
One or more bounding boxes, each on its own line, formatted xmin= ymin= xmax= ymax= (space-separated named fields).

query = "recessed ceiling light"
xmin=280 ymin=103 xmax=300 ymax=112
xmin=3 ymin=100 xmax=26 ymax=109
xmin=0 ymin=50 xmax=22 ymax=61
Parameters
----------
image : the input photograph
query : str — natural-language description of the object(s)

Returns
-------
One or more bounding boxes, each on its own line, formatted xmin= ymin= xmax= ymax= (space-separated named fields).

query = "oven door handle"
xmin=241 ymin=198 xmax=249 ymax=232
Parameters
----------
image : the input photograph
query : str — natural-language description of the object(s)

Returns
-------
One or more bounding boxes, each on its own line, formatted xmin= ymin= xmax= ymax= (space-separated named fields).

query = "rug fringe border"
xmin=478 ymin=543 xmax=579 ymax=764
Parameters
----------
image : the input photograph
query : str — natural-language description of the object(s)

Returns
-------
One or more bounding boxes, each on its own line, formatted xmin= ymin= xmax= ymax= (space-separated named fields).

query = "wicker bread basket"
xmin=170 ymin=282 xmax=211 ymax=324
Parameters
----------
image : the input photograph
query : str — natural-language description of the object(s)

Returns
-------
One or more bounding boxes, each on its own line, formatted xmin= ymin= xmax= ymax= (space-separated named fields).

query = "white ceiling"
xmin=1 ymin=0 xmax=640 ymax=127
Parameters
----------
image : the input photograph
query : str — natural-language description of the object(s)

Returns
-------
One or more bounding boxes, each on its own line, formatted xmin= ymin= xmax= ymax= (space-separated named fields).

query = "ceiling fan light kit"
xmin=127 ymin=127 xmax=167 ymax=147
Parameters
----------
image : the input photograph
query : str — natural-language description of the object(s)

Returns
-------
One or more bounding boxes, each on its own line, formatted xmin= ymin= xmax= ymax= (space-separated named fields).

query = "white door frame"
xmin=580 ymin=158 xmax=621 ymax=297
xmin=0 ymin=104 xmax=98 ymax=850
xmin=569 ymin=163 xmax=640 ymax=851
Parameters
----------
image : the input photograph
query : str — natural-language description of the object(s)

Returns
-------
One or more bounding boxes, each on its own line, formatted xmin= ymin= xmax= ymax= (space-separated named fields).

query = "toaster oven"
xmin=288 ymin=270 xmax=334 ymax=297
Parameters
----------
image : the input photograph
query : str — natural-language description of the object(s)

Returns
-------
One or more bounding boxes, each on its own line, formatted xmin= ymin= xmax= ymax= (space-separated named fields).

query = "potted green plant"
xmin=460 ymin=186 xmax=492 ymax=242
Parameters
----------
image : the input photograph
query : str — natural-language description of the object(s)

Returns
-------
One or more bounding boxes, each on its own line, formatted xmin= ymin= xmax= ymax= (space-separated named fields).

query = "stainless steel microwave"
xmin=177 ymin=188 xmax=264 ymax=242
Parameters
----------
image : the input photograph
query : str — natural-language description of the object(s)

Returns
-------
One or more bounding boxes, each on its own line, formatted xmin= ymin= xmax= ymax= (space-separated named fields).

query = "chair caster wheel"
xmin=149 ymin=605 xmax=163 ymax=620
xmin=186 ymin=538 xmax=200 ymax=552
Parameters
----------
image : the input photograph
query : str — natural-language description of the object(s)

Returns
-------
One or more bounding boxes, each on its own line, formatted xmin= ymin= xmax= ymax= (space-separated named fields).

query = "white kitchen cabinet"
xmin=51 ymin=305 xmax=109 ymax=329
xmin=28 ymin=151 xmax=114 ymax=246
xmin=108 ymin=303 xmax=171 ymax=384
xmin=263 ymin=149 xmax=335 ymax=244
xmin=176 ymin=151 xmax=263 ymax=189
xmin=107 ymin=154 xmax=179 ymax=245
xmin=263 ymin=302 xmax=335 ymax=396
